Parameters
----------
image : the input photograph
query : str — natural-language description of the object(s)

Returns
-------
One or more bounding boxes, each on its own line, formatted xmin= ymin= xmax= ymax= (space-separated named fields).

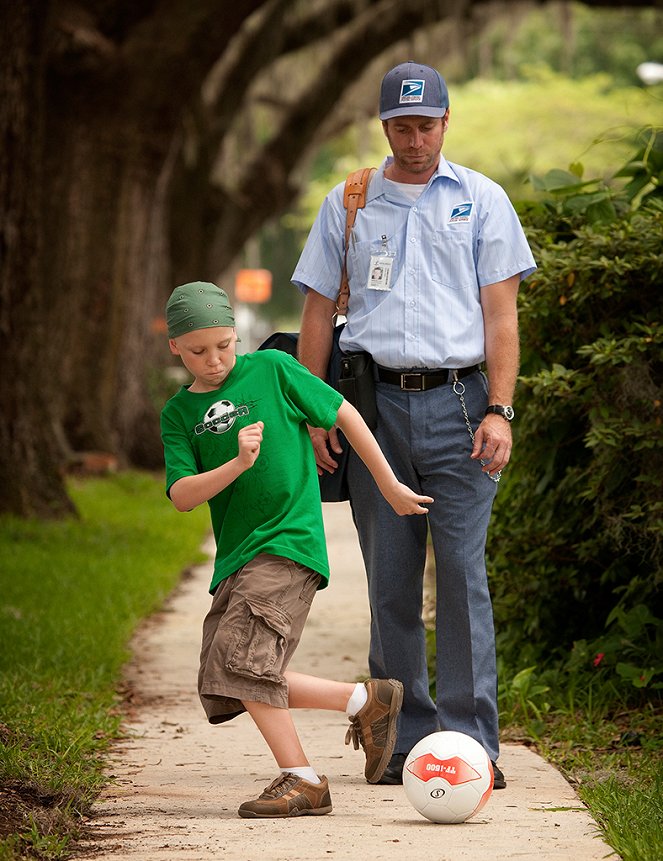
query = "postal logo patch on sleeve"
xmin=448 ymin=202 xmax=473 ymax=223
xmin=399 ymin=79 xmax=425 ymax=104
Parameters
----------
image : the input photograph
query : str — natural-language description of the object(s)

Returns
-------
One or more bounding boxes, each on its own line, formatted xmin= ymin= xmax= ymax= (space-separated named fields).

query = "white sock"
xmin=345 ymin=682 xmax=368 ymax=716
xmin=283 ymin=766 xmax=321 ymax=784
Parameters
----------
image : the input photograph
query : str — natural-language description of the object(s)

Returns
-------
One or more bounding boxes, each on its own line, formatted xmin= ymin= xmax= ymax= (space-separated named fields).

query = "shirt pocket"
xmin=431 ymin=229 xmax=476 ymax=291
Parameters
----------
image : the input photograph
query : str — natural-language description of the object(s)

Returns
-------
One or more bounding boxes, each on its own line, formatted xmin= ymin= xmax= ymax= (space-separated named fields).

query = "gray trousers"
xmin=347 ymin=370 xmax=500 ymax=761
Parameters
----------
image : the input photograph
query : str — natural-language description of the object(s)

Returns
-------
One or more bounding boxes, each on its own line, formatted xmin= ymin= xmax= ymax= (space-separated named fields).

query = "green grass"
xmin=499 ymin=666 xmax=663 ymax=861
xmin=0 ymin=471 xmax=209 ymax=859
xmin=583 ymin=769 xmax=663 ymax=861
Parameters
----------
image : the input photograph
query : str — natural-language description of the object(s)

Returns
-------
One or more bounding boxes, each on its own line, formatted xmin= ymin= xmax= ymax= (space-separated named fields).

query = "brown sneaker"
xmin=345 ymin=678 xmax=403 ymax=783
xmin=238 ymin=772 xmax=332 ymax=819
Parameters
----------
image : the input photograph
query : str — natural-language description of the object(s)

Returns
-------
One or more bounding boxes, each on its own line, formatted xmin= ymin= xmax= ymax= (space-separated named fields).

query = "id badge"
xmin=367 ymin=254 xmax=394 ymax=292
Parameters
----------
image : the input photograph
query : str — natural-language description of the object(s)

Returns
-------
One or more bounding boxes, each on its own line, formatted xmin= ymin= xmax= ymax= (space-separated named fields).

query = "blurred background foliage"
xmin=255 ymin=2 xmax=662 ymax=325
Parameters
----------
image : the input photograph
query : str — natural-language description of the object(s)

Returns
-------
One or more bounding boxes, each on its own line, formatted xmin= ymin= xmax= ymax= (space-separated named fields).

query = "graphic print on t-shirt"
xmin=195 ymin=399 xmax=250 ymax=435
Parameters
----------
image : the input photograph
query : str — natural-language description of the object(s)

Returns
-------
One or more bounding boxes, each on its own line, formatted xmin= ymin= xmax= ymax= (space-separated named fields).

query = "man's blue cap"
xmin=379 ymin=61 xmax=449 ymax=121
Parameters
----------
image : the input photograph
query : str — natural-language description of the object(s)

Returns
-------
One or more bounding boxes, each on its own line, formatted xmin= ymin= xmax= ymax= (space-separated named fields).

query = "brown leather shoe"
xmin=345 ymin=678 xmax=403 ymax=783
xmin=238 ymin=772 xmax=332 ymax=818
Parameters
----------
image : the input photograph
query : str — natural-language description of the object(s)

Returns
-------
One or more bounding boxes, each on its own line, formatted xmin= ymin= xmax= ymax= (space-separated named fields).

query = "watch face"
xmin=487 ymin=405 xmax=514 ymax=421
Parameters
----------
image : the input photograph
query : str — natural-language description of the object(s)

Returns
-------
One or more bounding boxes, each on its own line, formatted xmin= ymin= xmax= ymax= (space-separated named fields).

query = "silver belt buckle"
xmin=400 ymin=373 xmax=423 ymax=391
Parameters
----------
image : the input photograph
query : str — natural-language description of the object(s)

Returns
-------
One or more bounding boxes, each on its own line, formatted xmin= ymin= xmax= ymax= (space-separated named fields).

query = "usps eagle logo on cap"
xmin=399 ymin=79 xmax=425 ymax=104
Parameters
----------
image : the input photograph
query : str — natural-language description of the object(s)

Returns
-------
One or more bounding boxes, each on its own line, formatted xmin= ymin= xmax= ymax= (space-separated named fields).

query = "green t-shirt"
xmin=160 ymin=350 xmax=343 ymax=593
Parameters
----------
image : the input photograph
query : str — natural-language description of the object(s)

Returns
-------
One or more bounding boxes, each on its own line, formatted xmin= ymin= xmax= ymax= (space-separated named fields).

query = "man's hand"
xmin=471 ymin=414 xmax=512 ymax=476
xmin=308 ymin=425 xmax=344 ymax=475
xmin=237 ymin=421 xmax=264 ymax=470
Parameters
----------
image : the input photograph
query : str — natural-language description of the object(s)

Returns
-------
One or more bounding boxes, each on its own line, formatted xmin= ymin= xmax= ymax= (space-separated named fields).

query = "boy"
xmin=160 ymin=281 xmax=433 ymax=819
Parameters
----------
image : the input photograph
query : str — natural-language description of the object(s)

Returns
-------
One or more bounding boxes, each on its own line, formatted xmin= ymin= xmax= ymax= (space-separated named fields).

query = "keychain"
xmin=453 ymin=374 xmax=501 ymax=483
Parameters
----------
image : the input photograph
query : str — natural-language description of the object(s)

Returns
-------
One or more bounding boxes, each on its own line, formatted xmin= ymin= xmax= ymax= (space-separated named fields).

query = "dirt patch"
xmin=0 ymin=720 xmax=68 ymax=845
xmin=0 ymin=780 xmax=75 ymax=843
xmin=0 ymin=783 xmax=34 ymax=840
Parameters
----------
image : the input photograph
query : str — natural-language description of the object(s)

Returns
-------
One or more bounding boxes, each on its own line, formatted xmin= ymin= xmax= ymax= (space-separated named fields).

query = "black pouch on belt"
xmin=338 ymin=352 xmax=377 ymax=431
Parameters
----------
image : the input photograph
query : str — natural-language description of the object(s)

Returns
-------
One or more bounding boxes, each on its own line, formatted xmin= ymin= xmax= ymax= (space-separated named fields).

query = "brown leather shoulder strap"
xmin=337 ymin=167 xmax=376 ymax=316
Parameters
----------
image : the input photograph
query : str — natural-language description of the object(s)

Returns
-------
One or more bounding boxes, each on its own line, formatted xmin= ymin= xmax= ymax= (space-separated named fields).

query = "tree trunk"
xmin=41 ymin=91 xmax=175 ymax=466
xmin=0 ymin=1 xmax=76 ymax=518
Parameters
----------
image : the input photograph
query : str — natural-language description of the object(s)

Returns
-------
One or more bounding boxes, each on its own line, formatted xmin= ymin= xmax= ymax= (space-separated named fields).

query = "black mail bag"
xmin=258 ymin=325 xmax=350 ymax=502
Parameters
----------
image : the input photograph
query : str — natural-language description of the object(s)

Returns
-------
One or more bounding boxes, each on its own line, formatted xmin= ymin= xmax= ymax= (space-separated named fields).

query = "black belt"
xmin=376 ymin=365 xmax=479 ymax=391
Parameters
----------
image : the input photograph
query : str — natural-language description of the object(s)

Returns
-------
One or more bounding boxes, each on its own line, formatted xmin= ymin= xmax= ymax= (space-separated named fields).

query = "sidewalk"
xmin=79 ymin=503 xmax=616 ymax=861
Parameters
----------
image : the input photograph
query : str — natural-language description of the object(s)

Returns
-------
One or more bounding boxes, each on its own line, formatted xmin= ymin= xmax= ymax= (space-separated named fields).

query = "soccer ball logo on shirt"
xmin=195 ymin=400 xmax=249 ymax=435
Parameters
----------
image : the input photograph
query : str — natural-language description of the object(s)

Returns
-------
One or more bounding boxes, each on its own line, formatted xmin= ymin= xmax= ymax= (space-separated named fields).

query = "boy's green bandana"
xmin=166 ymin=282 xmax=236 ymax=338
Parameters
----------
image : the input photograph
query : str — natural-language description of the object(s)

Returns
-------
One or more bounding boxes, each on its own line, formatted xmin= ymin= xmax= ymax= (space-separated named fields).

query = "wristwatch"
xmin=485 ymin=404 xmax=515 ymax=422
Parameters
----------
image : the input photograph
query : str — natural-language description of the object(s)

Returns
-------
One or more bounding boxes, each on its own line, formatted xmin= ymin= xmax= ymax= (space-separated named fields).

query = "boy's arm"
xmin=334 ymin=401 xmax=432 ymax=516
xmin=169 ymin=422 xmax=263 ymax=512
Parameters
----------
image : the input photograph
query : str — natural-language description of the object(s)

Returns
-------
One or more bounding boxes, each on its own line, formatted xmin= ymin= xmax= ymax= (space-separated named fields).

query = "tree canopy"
xmin=1 ymin=0 xmax=659 ymax=517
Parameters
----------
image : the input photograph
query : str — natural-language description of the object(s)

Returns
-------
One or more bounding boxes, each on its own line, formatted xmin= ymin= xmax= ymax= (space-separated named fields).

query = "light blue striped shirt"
xmin=292 ymin=156 xmax=536 ymax=368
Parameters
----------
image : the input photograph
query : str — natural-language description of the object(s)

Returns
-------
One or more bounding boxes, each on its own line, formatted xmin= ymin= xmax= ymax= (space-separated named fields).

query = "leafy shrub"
xmin=489 ymin=128 xmax=663 ymax=697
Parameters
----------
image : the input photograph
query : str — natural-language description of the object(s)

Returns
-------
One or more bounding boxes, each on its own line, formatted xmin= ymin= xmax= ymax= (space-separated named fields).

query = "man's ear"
xmin=168 ymin=338 xmax=180 ymax=356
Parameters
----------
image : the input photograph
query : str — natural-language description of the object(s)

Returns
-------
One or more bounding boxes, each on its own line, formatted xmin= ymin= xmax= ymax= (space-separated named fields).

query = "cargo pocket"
xmin=225 ymin=597 xmax=292 ymax=683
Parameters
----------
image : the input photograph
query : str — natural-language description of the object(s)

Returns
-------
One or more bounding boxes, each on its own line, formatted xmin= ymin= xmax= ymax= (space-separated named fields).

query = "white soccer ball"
xmin=403 ymin=731 xmax=494 ymax=824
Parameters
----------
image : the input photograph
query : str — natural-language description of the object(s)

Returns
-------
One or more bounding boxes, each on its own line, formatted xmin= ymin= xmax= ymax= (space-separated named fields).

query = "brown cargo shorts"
xmin=198 ymin=553 xmax=321 ymax=724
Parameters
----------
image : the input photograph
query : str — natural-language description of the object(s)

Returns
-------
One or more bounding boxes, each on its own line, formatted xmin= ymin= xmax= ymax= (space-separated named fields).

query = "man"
xmin=292 ymin=62 xmax=536 ymax=788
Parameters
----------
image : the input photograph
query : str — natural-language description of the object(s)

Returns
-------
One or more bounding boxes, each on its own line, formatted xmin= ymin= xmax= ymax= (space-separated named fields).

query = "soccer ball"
xmin=403 ymin=731 xmax=494 ymax=824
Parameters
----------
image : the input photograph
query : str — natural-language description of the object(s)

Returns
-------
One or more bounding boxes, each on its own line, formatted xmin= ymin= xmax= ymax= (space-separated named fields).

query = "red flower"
xmin=593 ymin=652 xmax=605 ymax=667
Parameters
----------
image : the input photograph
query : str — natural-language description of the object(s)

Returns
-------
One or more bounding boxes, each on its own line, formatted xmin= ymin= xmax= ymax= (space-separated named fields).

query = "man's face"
xmin=382 ymin=115 xmax=447 ymax=180
xmin=169 ymin=326 xmax=237 ymax=392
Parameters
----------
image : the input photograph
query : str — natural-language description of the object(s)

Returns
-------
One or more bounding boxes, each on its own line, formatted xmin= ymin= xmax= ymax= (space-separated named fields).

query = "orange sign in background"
xmin=235 ymin=268 xmax=272 ymax=303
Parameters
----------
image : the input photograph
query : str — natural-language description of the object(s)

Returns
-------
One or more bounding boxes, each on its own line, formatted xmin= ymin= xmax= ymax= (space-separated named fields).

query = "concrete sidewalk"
xmin=79 ymin=503 xmax=616 ymax=860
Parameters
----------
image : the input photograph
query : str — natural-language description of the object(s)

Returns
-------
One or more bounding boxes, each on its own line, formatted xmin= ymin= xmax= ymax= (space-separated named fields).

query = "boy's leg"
xmin=239 ymin=699 xmax=332 ymax=819
xmin=285 ymin=671 xmax=404 ymax=784
xmin=284 ymin=672 xmax=354 ymax=710
xmin=197 ymin=553 xmax=402 ymax=813
xmin=238 ymin=671 xmax=403 ymax=817
xmin=243 ymin=699 xmax=309 ymax=767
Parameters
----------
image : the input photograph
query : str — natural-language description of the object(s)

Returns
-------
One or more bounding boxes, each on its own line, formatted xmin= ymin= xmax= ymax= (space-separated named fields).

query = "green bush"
xmin=489 ymin=128 xmax=663 ymax=697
